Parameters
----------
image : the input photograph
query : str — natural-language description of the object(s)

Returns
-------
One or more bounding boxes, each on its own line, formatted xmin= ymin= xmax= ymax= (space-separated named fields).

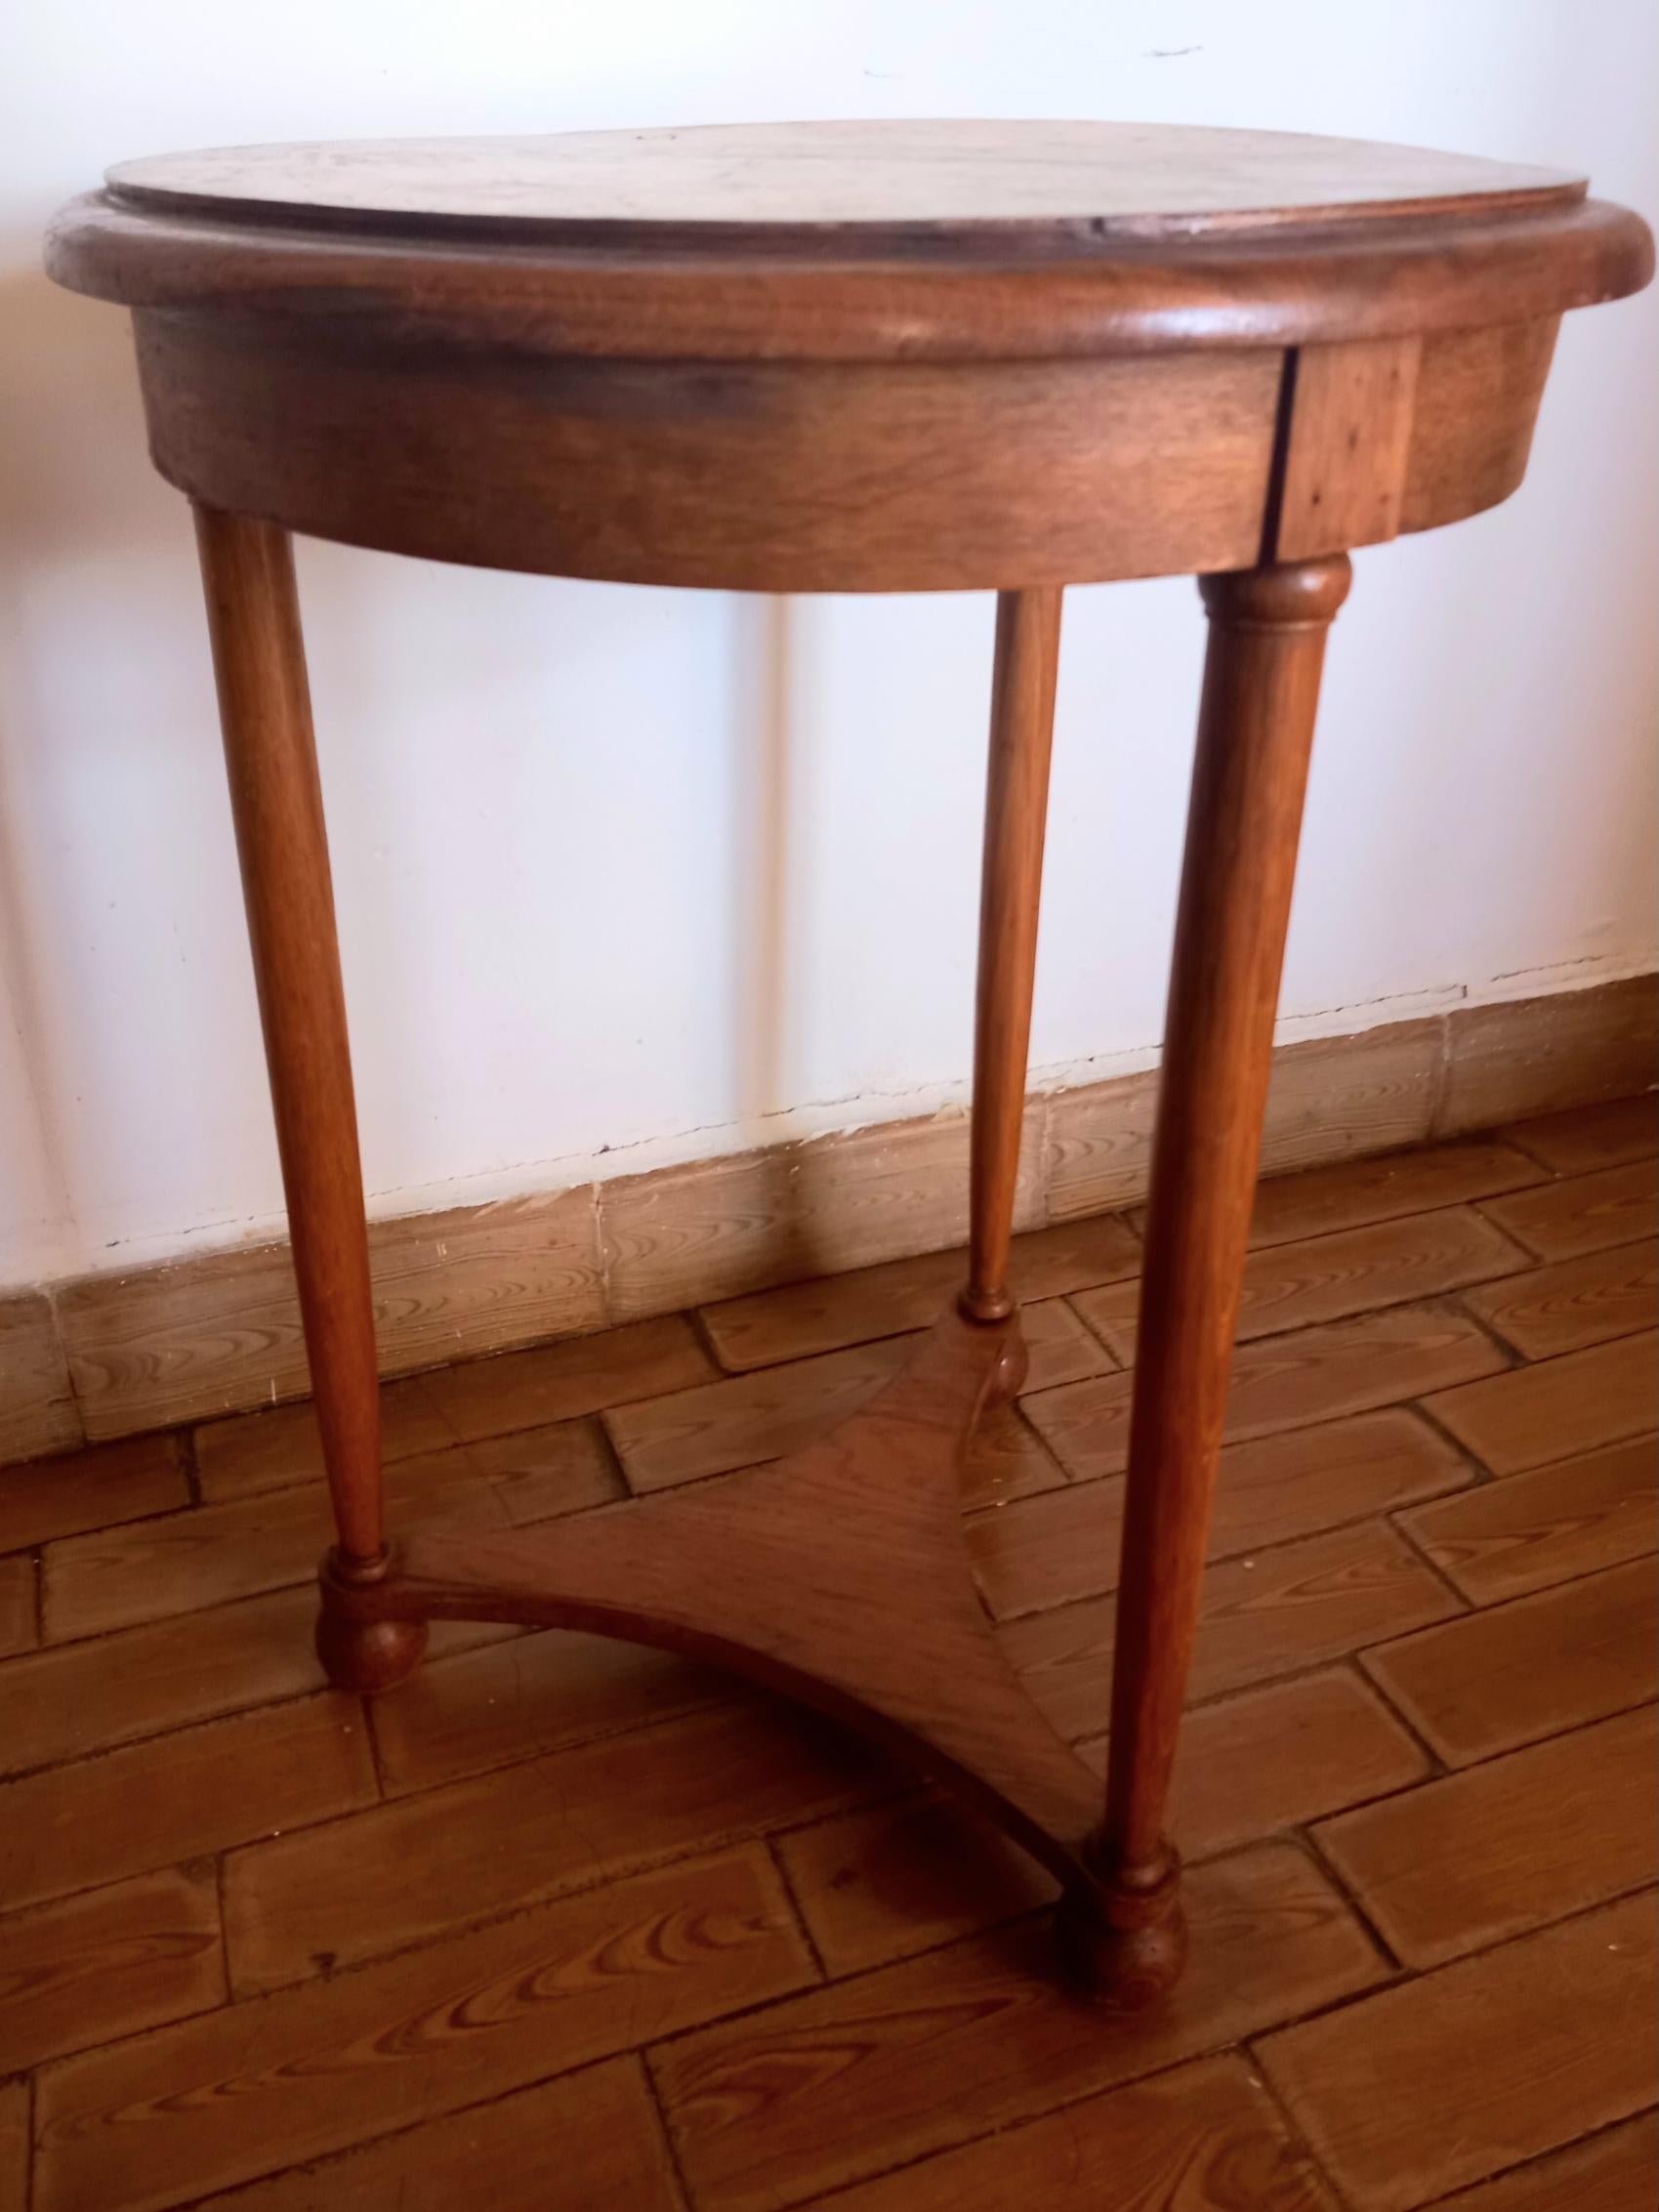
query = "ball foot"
xmin=315 ymin=1549 xmax=428 ymax=1693
xmin=316 ymin=1609 xmax=429 ymax=1693
xmin=1056 ymin=1841 xmax=1187 ymax=2008
xmin=982 ymin=1325 xmax=1029 ymax=1407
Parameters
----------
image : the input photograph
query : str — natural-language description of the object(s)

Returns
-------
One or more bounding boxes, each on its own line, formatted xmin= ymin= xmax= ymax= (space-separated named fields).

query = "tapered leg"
xmin=1064 ymin=555 xmax=1351 ymax=2003
xmin=193 ymin=505 xmax=425 ymax=1692
xmin=963 ymin=588 xmax=1062 ymax=1357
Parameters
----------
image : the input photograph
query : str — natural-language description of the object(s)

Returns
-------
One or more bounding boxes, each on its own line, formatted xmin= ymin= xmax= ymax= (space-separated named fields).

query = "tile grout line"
xmin=1295 ymin=1821 xmax=1405 ymax=1976
xmin=1243 ymin=2044 xmax=1362 ymax=2212
xmin=1411 ymin=2107 xmax=1659 ymax=2210
xmin=1333 ymin=1652 xmax=1451 ymax=1783
xmin=1404 ymin=1394 xmax=1508 ymax=1490
xmin=174 ymin=1425 xmax=203 ymax=1512
xmin=636 ymin=2048 xmax=697 ymax=2212
xmin=763 ymin=1833 xmax=831 ymax=1984
xmin=41 ymin=1275 xmax=90 ymax=1459
xmin=1384 ymin=1507 xmax=1476 ymax=1616
xmin=1425 ymin=1010 xmax=1452 ymax=1142
xmin=1437 ymin=1286 xmax=1528 ymax=1368
xmin=140 ymin=2055 xmax=691 ymax=2212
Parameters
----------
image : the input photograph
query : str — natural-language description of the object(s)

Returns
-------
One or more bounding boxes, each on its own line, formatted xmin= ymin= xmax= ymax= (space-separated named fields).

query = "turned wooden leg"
xmin=193 ymin=505 xmax=426 ymax=1693
xmin=962 ymin=589 xmax=1062 ymax=1381
xmin=1062 ymin=555 xmax=1351 ymax=2002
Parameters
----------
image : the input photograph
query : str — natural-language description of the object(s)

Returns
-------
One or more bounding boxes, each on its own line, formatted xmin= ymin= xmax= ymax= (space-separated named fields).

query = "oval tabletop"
xmin=102 ymin=120 xmax=1584 ymax=241
xmin=44 ymin=120 xmax=1653 ymax=592
xmin=51 ymin=118 xmax=1651 ymax=359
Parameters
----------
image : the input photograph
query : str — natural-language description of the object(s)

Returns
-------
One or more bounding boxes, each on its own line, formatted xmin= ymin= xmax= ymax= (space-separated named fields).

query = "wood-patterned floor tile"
xmin=969 ymin=1407 xmax=1468 ymax=1619
xmin=771 ymin=1792 xmax=1054 ymax=1977
xmin=0 ymin=1864 xmax=225 ymax=2072
xmin=1423 ymin=2110 xmax=1658 ymax=2212
xmin=778 ymin=1669 xmax=1424 ymax=1977
xmin=42 ymin=1463 xmax=457 ymax=1643
xmin=699 ymin=1247 xmax=964 ymax=1374
xmin=192 ymin=1378 xmax=458 ymax=1501
xmin=42 ymin=1439 xmax=615 ymax=1644
xmin=810 ymin=2053 xmax=1337 ymax=2211
xmin=1023 ymin=1301 xmax=1504 ymax=1482
xmin=1258 ymin=1891 xmax=1657 ymax=2211
xmin=1460 ymin=1239 xmax=1657 ymax=1360
xmin=1503 ymin=1096 xmax=1658 ymax=1177
xmin=1004 ymin=1522 xmax=1460 ymax=1740
xmin=0 ymin=1586 xmax=328 ymax=1777
xmin=225 ymin=1696 xmax=885 ymax=1995
xmin=0 ymin=1694 xmax=376 ymax=1915
xmin=420 ymin=1315 xmax=717 ymax=1444
xmin=1362 ymin=1558 xmax=1657 ymax=1765
xmin=699 ymin=1213 xmax=1140 ymax=1373
xmin=1397 ymin=1436 xmax=1656 ymax=1604
xmin=1316 ymin=1704 xmax=1658 ymax=1965
xmin=188 ymin=2056 xmax=684 ymax=2212
xmin=1237 ymin=1138 xmax=1547 ymax=1249
xmin=1422 ymin=1332 xmax=1657 ymax=1476
xmin=652 ymin=1843 xmax=1381 ymax=2212
xmin=441 ymin=1415 xmax=623 ymax=1525
xmin=36 ymin=1848 xmax=809 ymax=2212
xmin=599 ymin=1364 xmax=1064 ymax=1511
xmin=1017 ymin=1295 xmax=1117 ymax=1389
xmin=1155 ymin=1666 xmax=1430 ymax=1861
xmin=8 ymin=1108 xmax=1655 ymax=2212
xmin=1478 ymin=1157 xmax=1658 ymax=1260
xmin=0 ymin=1434 xmax=185 ymax=1552
xmin=1076 ymin=1205 xmax=1526 ymax=1362
xmin=608 ymin=1339 xmax=908 ymax=1492
xmin=372 ymin=1623 xmax=731 ymax=1797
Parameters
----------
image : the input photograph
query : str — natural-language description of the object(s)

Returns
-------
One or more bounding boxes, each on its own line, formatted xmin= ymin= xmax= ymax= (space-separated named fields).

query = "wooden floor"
xmin=2 ymin=1099 xmax=1655 ymax=2212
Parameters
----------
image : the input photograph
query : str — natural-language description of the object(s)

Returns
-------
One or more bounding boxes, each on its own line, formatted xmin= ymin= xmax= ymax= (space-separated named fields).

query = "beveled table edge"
xmin=45 ymin=190 xmax=1654 ymax=361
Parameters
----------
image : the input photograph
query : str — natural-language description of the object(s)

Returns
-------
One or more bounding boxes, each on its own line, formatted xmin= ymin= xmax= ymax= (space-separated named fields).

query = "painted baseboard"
xmin=2 ymin=972 xmax=1652 ymax=1461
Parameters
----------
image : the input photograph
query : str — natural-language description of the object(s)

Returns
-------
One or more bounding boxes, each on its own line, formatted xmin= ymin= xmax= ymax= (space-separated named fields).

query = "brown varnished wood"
xmin=100 ymin=121 xmax=1587 ymax=239
xmin=964 ymin=590 xmax=1061 ymax=1322
xmin=195 ymin=508 xmax=426 ymax=1687
xmin=45 ymin=121 xmax=1654 ymax=2017
xmin=1272 ymin=336 xmax=1422 ymax=560
xmin=131 ymin=324 xmax=1283 ymax=593
xmin=44 ymin=125 xmax=1651 ymax=591
xmin=1088 ymin=556 xmax=1353 ymax=1995
xmin=193 ymin=513 xmax=380 ymax=1565
xmin=1400 ymin=316 xmax=1561 ymax=535
xmin=49 ymin=190 xmax=1645 ymax=362
xmin=327 ymin=1310 xmax=1110 ymax=1904
xmin=110 ymin=312 xmax=1588 ymax=593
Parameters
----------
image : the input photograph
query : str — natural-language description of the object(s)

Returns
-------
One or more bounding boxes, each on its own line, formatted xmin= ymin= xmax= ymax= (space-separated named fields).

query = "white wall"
xmin=1 ymin=0 xmax=1654 ymax=1288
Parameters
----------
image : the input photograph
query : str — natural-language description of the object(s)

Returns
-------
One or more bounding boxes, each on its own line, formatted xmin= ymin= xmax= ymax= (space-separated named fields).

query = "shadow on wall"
xmin=731 ymin=588 xmax=833 ymax=1279
xmin=0 ymin=254 xmax=808 ymax=1285
xmin=0 ymin=262 xmax=156 ymax=1266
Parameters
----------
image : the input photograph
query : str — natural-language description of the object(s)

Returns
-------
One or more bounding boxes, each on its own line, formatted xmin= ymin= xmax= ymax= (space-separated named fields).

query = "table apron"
xmin=131 ymin=311 xmax=1557 ymax=590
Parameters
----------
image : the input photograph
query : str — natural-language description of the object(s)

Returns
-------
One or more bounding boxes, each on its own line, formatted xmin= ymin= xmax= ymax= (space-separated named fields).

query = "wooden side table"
xmin=48 ymin=121 xmax=1651 ymax=2005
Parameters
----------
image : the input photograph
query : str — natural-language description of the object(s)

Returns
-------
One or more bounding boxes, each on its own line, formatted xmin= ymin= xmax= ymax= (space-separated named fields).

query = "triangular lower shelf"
xmin=341 ymin=1309 xmax=1103 ymax=1889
